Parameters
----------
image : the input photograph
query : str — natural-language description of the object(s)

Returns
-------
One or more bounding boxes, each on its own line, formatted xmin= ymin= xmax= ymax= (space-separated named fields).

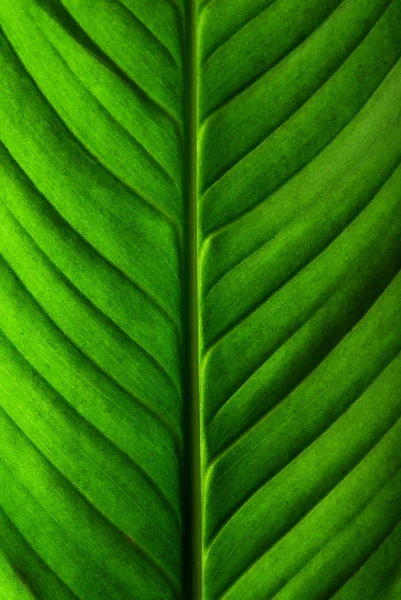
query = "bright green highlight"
xmin=0 ymin=1 xmax=400 ymax=599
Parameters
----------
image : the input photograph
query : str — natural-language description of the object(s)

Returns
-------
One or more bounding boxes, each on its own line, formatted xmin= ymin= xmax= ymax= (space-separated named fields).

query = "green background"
xmin=0 ymin=0 xmax=400 ymax=598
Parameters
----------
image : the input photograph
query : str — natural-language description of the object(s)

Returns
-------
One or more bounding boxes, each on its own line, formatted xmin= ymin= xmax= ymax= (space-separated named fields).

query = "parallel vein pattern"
xmin=0 ymin=1 xmax=185 ymax=598
xmin=199 ymin=0 xmax=401 ymax=598
xmin=1 ymin=1 xmax=401 ymax=598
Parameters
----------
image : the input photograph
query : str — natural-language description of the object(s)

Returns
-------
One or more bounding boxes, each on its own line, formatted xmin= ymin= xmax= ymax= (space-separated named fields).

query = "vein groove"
xmin=6 ymin=31 xmax=183 ymax=228
xmin=206 ymin=343 xmax=401 ymax=556
xmin=1 ymin=137 xmax=181 ymax=332
xmin=1 ymin=196 xmax=182 ymax=395
xmin=221 ymin=457 xmax=401 ymax=599
xmin=0 ymin=451 xmax=179 ymax=598
xmin=201 ymin=0 xmax=277 ymax=65
xmin=116 ymin=0 xmax=181 ymax=68
xmin=0 ymin=322 xmax=182 ymax=528
xmin=210 ymin=395 xmax=401 ymax=597
xmin=206 ymin=260 xmax=401 ymax=493
xmin=200 ymin=53 xmax=400 ymax=243
xmin=200 ymin=0 xmax=343 ymax=127
xmin=0 ymin=508 xmax=80 ymax=600
xmin=0 ymin=248 xmax=183 ymax=448
xmin=202 ymin=157 xmax=400 ymax=365
xmin=58 ymin=0 xmax=183 ymax=133
xmin=0 ymin=376 xmax=181 ymax=590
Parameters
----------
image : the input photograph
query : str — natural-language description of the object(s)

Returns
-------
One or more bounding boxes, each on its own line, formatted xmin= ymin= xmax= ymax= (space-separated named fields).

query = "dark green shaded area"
xmin=0 ymin=1 xmax=400 ymax=599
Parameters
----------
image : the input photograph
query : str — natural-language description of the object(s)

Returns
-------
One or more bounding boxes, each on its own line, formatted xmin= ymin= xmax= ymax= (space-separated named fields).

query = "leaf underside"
xmin=0 ymin=1 xmax=400 ymax=599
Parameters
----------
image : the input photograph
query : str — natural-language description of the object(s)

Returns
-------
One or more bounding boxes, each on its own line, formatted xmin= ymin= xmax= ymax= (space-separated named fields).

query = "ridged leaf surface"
xmin=0 ymin=1 xmax=400 ymax=599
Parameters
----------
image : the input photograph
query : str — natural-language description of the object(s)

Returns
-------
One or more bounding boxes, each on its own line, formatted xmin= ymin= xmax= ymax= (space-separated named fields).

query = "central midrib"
xmin=182 ymin=0 xmax=202 ymax=599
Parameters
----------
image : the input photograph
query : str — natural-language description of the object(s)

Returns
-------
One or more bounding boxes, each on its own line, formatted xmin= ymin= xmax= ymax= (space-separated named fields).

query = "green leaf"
xmin=0 ymin=1 xmax=400 ymax=599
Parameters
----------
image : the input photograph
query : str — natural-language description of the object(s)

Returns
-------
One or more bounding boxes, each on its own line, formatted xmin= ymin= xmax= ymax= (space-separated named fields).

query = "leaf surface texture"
xmin=0 ymin=0 xmax=400 ymax=598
